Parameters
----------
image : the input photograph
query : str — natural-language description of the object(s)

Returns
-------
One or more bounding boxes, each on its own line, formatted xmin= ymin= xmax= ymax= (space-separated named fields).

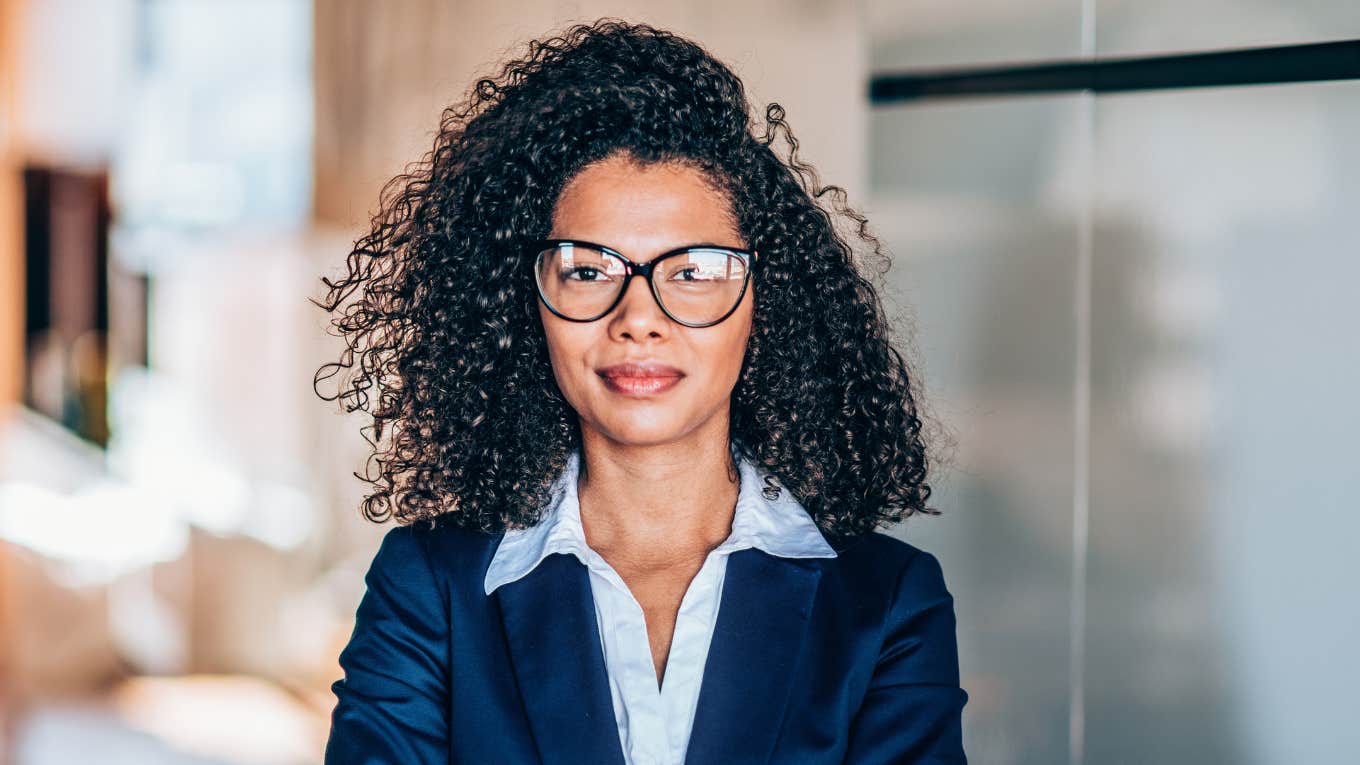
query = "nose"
xmin=607 ymin=269 xmax=670 ymax=339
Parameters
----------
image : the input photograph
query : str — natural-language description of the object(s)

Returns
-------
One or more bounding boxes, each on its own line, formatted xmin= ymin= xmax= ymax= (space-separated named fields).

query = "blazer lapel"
xmin=496 ymin=552 xmax=626 ymax=765
xmin=685 ymin=547 xmax=824 ymax=765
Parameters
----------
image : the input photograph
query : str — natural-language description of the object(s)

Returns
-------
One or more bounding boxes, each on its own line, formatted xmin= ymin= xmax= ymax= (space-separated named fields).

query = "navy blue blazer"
xmin=325 ymin=521 xmax=968 ymax=764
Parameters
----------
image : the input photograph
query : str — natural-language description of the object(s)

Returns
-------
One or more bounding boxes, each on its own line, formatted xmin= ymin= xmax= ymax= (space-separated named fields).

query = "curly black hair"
xmin=312 ymin=18 xmax=942 ymax=550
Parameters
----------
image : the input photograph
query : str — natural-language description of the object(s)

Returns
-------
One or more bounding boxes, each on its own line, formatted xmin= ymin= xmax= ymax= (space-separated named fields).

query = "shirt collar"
xmin=483 ymin=445 xmax=836 ymax=596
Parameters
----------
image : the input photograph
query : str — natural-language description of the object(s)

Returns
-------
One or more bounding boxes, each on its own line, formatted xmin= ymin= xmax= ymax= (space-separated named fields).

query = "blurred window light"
xmin=112 ymin=0 xmax=312 ymax=246
xmin=0 ymin=478 xmax=187 ymax=588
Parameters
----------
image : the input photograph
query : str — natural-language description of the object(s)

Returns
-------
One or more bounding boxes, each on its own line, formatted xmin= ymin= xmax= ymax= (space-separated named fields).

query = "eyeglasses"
xmin=530 ymin=239 xmax=757 ymax=328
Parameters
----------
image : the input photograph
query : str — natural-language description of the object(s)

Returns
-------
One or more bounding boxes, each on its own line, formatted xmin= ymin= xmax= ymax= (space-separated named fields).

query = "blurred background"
xmin=0 ymin=1 xmax=1355 ymax=763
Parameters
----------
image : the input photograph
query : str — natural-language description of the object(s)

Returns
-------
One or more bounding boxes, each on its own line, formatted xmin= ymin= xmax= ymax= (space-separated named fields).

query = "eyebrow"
xmin=550 ymin=239 xmax=750 ymax=255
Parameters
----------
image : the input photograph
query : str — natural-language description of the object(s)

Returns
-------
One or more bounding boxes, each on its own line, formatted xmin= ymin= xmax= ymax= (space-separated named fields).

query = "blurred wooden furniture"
xmin=1 ymin=0 xmax=25 ymax=759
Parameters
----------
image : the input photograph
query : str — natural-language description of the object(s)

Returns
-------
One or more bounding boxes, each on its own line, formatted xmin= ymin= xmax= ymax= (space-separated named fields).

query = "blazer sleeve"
xmin=842 ymin=548 xmax=969 ymax=764
xmin=325 ymin=524 xmax=451 ymax=764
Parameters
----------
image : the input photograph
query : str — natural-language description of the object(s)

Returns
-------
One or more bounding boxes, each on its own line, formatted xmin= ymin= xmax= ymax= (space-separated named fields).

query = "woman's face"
xmin=539 ymin=153 xmax=754 ymax=448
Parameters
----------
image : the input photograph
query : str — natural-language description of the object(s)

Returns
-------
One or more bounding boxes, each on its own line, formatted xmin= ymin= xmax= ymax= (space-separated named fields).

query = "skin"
xmin=539 ymin=151 xmax=755 ymax=687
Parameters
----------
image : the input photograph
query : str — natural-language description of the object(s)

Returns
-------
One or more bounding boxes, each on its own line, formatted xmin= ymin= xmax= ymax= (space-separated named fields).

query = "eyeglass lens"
xmin=534 ymin=243 xmax=749 ymax=325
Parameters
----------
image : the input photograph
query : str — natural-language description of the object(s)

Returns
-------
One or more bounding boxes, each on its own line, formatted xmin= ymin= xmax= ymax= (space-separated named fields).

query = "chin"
xmin=592 ymin=414 xmax=694 ymax=447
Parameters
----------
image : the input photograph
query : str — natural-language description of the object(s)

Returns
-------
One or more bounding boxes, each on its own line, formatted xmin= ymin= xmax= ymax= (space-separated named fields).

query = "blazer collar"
xmin=494 ymin=541 xmax=824 ymax=765
xmin=484 ymin=444 xmax=836 ymax=596
xmin=489 ymin=444 xmax=833 ymax=764
xmin=495 ymin=553 xmax=627 ymax=765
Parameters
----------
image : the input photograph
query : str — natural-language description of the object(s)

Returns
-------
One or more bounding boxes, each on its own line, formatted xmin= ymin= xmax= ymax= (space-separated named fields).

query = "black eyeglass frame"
xmin=529 ymin=238 xmax=759 ymax=328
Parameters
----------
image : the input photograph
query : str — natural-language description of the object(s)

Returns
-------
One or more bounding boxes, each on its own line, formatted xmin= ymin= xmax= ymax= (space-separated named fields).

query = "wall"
xmin=864 ymin=2 xmax=1360 ymax=763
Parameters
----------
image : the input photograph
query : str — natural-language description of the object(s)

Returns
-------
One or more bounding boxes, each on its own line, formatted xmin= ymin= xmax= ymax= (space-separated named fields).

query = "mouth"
xmin=596 ymin=363 xmax=685 ymax=397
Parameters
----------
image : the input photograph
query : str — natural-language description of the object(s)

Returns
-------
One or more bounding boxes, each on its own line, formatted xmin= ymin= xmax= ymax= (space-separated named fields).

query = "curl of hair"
xmin=312 ymin=18 xmax=942 ymax=549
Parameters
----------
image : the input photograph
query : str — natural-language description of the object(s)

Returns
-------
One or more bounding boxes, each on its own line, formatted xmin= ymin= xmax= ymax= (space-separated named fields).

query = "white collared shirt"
xmin=484 ymin=446 xmax=837 ymax=765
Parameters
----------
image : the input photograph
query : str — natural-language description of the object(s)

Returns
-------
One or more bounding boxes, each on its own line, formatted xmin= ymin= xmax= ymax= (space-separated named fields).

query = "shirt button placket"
xmin=625 ymin=591 xmax=668 ymax=765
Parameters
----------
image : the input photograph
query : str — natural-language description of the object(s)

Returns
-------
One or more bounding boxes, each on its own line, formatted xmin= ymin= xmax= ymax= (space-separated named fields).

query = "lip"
xmin=596 ymin=362 xmax=685 ymax=397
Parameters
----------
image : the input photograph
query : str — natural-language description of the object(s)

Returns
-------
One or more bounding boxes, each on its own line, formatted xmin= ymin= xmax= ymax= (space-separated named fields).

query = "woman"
xmin=315 ymin=18 xmax=968 ymax=765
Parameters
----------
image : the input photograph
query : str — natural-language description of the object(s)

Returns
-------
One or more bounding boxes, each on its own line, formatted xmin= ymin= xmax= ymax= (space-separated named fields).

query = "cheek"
xmin=540 ymin=314 xmax=595 ymax=390
xmin=696 ymin=322 xmax=753 ymax=389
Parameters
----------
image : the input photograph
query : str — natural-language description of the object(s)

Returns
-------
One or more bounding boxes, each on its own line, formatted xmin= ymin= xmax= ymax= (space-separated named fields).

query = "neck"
xmin=576 ymin=422 xmax=740 ymax=570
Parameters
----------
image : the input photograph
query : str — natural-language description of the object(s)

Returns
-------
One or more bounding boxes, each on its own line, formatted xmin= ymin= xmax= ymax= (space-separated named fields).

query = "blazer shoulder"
xmin=403 ymin=516 xmax=503 ymax=549
xmin=397 ymin=518 xmax=506 ymax=595
xmin=824 ymin=531 xmax=953 ymax=609
xmin=833 ymin=530 xmax=932 ymax=575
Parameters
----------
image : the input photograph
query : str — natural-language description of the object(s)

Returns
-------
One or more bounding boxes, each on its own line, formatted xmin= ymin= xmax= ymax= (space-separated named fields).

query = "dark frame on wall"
xmin=869 ymin=37 xmax=1360 ymax=103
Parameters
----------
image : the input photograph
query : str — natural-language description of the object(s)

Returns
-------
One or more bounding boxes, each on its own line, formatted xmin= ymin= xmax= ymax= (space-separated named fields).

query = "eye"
xmin=563 ymin=265 xmax=609 ymax=281
xmin=667 ymin=262 xmax=726 ymax=283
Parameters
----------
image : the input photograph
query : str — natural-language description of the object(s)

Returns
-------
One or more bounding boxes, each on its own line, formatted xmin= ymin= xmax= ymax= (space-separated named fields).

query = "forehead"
xmin=550 ymin=156 xmax=743 ymax=252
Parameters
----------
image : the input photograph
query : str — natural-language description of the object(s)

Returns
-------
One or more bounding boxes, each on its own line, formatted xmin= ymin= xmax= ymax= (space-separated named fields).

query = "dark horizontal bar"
xmin=869 ymin=38 xmax=1360 ymax=103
